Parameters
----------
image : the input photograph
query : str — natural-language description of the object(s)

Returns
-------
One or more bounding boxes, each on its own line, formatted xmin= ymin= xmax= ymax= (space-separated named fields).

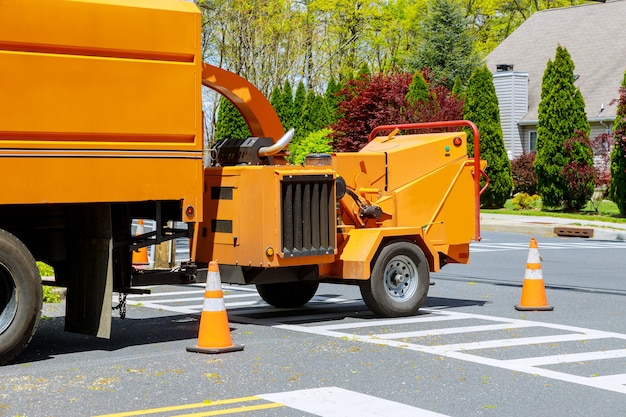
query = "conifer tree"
xmin=293 ymin=81 xmax=307 ymax=132
xmin=408 ymin=0 xmax=480 ymax=88
xmin=534 ymin=45 xmax=592 ymax=208
xmin=279 ymin=80 xmax=294 ymax=129
xmin=463 ymin=65 xmax=513 ymax=208
xmin=451 ymin=75 xmax=463 ymax=98
xmin=300 ymin=90 xmax=325 ymax=136
xmin=324 ymin=77 xmax=342 ymax=125
xmin=269 ymin=85 xmax=284 ymax=128
xmin=215 ymin=97 xmax=250 ymax=140
xmin=609 ymin=71 xmax=626 ymax=214
xmin=357 ymin=63 xmax=371 ymax=78
xmin=406 ymin=72 xmax=430 ymax=105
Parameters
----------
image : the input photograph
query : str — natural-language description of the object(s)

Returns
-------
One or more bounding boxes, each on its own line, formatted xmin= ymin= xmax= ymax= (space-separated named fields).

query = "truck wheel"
xmin=0 ymin=229 xmax=42 ymax=364
xmin=360 ymin=241 xmax=429 ymax=317
xmin=256 ymin=281 xmax=319 ymax=308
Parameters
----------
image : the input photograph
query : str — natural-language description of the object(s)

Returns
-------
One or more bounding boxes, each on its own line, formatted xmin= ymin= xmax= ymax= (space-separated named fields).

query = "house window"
xmin=528 ymin=131 xmax=537 ymax=153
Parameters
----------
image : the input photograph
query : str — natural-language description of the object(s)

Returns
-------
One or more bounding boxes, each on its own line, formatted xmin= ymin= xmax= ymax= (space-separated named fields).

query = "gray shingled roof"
xmin=484 ymin=0 xmax=626 ymax=123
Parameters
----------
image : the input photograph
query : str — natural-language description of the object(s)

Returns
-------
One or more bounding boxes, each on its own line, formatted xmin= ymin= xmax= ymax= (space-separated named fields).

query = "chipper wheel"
xmin=360 ymin=240 xmax=430 ymax=317
xmin=0 ymin=229 xmax=42 ymax=364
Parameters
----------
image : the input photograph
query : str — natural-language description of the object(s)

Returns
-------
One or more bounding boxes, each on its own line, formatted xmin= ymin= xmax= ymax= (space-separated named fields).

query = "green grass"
xmin=482 ymin=199 xmax=626 ymax=224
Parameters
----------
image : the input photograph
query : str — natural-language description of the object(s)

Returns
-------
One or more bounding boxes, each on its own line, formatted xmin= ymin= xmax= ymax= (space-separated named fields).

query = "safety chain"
xmin=112 ymin=293 xmax=128 ymax=319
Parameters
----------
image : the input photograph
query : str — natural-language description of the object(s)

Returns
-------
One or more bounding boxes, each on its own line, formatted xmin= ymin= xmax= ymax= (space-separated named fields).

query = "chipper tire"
xmin=0 ymin=229 xmax=42 ymax=364
xmin=256 ymin=281 xmax=319 ymax=308
xmin=360 ymin=241 xmax=430 ymax=317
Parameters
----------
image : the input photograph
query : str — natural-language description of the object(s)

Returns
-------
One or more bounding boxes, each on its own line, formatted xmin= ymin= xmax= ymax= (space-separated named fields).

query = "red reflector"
xmin=453 ymin=137 xmax=463 ymax=147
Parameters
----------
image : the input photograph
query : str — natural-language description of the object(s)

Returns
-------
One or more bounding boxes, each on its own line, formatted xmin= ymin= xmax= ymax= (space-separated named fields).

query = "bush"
xmin=511 ymin=193 xmax=542 ymax=210
xmin=42 ymin=286 xmax=60 ymax=303
xmin=37 ymin=261 xmax=60 ymax=303
xmin=511 ymin=152 xmax=538 ymax=195
xmin=561 ymin=131 xmax=596 ymax=211
xmin=289 ymin=128 xmax=334 ymax=165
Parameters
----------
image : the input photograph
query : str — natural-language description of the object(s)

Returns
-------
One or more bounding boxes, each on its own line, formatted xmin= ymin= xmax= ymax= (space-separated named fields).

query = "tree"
xmin=609 ymin=71 xmax=626 ymax=214
xmin=289 ymin=89 xmax=327 ymax=161
xmin=293 ymin=81 xmax=307 ymax=122
xmin=451 ymin=75 xmax=463 ymax=98
xmin=269 ymin=85 xmax=284 ymax=128
xmin=215 ymin=97 xmax=250 ymax=140
xmin=406 ymin=71 xmax=430 ymax=105
xmin=278 ymin=80 xmax=294 ymax=129
xmin=331 ymin=72 xmax=463 ymax=152
xmin=299 ymin=90 xmax=326 ymax=139
xmin=534 ymin=45 xmax=591 ymax=209
xmin=323 ymin=76 xmax=343 ymax=125
xmin=463 ymin=65 xmax=513 ymax=208
xmin=407 ymin=0 xmax=480 ymax=89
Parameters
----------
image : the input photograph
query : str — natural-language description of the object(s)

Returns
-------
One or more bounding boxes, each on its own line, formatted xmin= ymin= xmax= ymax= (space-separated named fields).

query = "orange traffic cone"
xmin=515 ymin=238 xmax=553 ymax=311
xmin=187 ymin=261 xmax=243 ymax=354
xmin=132 ymin=219 xmax=149 ymax=267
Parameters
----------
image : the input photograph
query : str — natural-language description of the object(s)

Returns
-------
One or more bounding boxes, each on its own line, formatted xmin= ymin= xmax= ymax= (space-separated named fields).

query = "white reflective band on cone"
xmin=525 ymin=268 xmax=544 ymax=280
xmin=205 ymin=272 xmax=222 ymax=291
xmin=203 ymin=297 xmax=226 ymax=312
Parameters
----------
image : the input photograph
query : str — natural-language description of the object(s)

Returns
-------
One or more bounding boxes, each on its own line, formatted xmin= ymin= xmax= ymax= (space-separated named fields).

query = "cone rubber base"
xmin=186 ymin=344 xmax=243 ymax=354
xmin=515 ymin=305 xmax=554 ymax=311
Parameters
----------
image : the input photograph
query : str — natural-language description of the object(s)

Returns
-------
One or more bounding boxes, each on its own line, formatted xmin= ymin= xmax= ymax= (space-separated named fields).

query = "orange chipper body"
xmin=0 ymin=0 xmax=486 ymax=365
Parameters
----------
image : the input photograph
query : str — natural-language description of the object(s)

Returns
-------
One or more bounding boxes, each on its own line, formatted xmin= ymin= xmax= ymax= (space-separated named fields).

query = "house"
xmin=484 ymin=0 xmax=626 ymax=159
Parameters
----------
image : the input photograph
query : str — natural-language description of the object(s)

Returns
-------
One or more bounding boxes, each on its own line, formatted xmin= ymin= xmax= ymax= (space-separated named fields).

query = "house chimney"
xmin=496 ymin=64 xmax=514 ymax=72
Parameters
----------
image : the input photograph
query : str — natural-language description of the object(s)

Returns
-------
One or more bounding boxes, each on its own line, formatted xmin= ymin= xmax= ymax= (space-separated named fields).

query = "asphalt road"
xmin=2 ymin=231 xmax=626 ymax=417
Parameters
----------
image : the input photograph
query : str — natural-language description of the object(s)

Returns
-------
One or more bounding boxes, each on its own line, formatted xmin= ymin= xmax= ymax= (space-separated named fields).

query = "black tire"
xmin=360 ymin=241 xmax=430 ymax=317
xmin=0 ymin=229 xmax=42 ymax=365
xmin=256 ymin=281 xmax=319 ymax=308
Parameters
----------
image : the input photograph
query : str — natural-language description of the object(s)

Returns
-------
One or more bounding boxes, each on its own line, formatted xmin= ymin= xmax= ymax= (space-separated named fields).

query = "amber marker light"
xmin=265 ymin=247 xmax=275 ymax=257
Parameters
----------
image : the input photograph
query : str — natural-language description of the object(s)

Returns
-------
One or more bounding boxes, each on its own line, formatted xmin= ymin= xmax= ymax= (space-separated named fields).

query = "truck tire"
xmin=0 ymin=229 xmax=42 ymax=364
xmin=256 ymin=281 xmax=319 ymax=308
xmin=360 ymin=241 xmax=429 ymax=317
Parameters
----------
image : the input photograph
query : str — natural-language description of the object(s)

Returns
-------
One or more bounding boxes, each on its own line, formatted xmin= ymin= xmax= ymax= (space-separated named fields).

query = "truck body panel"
xmin=0 ymin=0 xmax=204 ymax=215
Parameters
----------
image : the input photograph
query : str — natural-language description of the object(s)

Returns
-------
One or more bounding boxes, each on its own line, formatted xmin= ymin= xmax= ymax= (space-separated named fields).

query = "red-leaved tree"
xmin=331 ymin=72 xmax=463 ymax=152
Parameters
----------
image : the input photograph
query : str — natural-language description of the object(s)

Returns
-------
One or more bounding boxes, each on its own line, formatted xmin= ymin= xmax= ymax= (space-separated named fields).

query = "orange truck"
xmin=0 ymin=0 xmax=486 ymax=364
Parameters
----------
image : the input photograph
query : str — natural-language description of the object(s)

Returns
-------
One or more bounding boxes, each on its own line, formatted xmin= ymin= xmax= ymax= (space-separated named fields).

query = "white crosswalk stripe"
xmin=121 ymin=285 xmax=626 ymax=395
xmin=470 ymin=240 xmax=626 ymax=252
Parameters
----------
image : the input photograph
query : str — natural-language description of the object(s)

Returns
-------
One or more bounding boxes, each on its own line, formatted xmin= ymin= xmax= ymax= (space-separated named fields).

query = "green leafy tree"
xmin=609 ymin=71 xmax=626 ymax=214
xmin=215 ymin=97 xmax=250 ymax=140
xmin=290 ymin=128 xmax=334 ymax=165
xmin=534 ymin=45 xmax=591 ymax=209
xmin=463 ymin=65 xmax=513 ymax=208
xmin=407 ymin=0 xmax=480 ymax=89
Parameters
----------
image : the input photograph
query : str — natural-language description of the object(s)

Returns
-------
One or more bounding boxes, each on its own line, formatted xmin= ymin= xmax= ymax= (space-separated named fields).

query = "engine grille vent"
xmin=281 ymin=174 xmax=335 ymax=257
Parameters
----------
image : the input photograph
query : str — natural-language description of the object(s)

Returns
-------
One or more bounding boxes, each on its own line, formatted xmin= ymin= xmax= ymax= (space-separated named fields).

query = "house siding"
xmin=493 ymin=71 xmax=529 ymax=159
